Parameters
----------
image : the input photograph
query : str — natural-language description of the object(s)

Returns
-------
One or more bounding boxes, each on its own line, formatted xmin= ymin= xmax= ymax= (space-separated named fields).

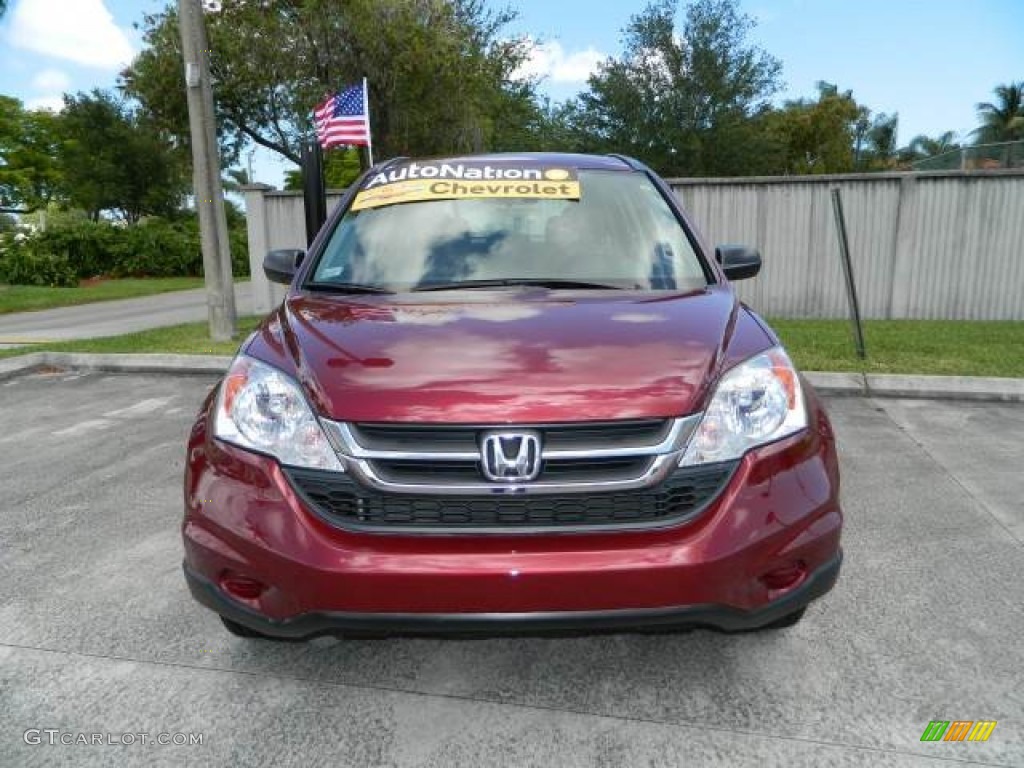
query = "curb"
xmin=0 ymin=352 xmax=49 ymax=382
xmin=2 ymin=352 xmax=1023 ymax=403
xmin=865 ymin=373 xmax=1024 ymax=402
xmin=804 ymin=371 xmax=1024 ymax=402
xmin=0 ymin=352 xmax=233 ymax=381
xmin=803 ymin=372 xmax=866 ymax=397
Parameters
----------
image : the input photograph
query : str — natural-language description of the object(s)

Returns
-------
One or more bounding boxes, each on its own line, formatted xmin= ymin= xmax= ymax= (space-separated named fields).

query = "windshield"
xmin=310 ymin=170 xmax=708 ymax=292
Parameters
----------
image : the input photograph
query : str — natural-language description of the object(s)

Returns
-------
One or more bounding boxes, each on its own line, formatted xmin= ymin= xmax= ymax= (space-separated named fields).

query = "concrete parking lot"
xmin=1 ymin=370 xmax=1021 ymax=767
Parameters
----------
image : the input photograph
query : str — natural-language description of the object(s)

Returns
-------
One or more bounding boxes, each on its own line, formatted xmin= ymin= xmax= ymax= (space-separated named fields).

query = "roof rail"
xmin=606 ymin=153 xmax=645 ymax=170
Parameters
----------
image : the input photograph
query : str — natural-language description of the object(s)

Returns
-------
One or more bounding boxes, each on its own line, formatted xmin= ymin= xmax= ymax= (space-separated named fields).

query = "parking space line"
xmin=872 ymin=398 xmax=1024 ymax=549
xmin=103 ymin=397 xmax=174 ymax=419
xmin=52 ymin=418 xmax=115 ymax=437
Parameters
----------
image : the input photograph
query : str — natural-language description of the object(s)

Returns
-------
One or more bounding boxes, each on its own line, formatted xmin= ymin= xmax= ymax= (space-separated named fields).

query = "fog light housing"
xmin=760 ymin=562 xmax=807 ymax=591
xmin=219 ymin=572 xmax=266 ymax=601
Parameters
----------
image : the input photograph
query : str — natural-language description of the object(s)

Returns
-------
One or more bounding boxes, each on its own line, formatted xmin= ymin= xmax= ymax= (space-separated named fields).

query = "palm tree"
xmin=908 ymin=131 xmax=959 ymax=159
xmin=974 ymin=82 xmax=1024 ymax=143
xmin=221 ymin=168 xmax=251 ymax=194
xmin=865 ymin=113 xmax=899 ymax=169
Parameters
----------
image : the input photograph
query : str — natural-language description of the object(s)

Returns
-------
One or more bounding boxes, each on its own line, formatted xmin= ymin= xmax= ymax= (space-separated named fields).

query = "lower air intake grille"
xmin=285 ymin=462 xmax=737 ymax=532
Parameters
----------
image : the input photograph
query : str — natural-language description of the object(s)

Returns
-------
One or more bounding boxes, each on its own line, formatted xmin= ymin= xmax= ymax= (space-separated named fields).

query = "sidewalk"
xmin=0 ymin=282 xmax=253 ymax=348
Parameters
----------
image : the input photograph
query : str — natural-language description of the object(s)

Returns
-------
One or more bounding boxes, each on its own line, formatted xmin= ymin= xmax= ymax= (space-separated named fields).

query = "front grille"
xmin=342 ymin=419 xmax=676 ymax=486
xmin=372 ymin=456 xmax=654 ymax=485
xmin=349 ymin=419 xmax=671 ymax=454
xmin=285 ymin=462 xmax=737 ymax=532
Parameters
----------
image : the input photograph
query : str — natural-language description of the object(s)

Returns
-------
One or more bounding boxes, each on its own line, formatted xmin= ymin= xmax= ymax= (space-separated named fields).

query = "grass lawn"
xmin=0 ymin=316 xmax=263 ymax=361
xmin=1 ymin=316 xmax=1022 ymax=378
xmin=0 ymin=277 xmax=207 ymax=315
xmin=770 ymin=318 xmax=1024 ymax=378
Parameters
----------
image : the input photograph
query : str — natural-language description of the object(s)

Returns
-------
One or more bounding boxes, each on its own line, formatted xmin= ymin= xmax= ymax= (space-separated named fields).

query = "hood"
xmin=246 ymin=286 xmax=765 ymax=423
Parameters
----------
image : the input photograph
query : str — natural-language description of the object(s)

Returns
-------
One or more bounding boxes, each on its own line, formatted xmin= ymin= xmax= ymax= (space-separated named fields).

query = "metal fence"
xmin=670 ymin=170 xmax=1024 ymax=320
xmin=910 ymin=141 xmax=1024 ymax=172
xmin=242 ymin=170 xmax=1024 ymax=320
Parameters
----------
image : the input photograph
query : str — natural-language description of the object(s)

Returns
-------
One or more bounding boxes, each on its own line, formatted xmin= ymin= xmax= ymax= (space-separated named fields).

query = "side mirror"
xmin=715 ymin=245 xmax=761 ymax=281
xmin=263 ymin=249 xmax=305 ymax=285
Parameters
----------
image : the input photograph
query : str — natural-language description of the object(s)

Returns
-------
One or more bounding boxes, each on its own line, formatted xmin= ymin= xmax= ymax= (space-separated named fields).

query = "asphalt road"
xmin=1 ymin=371 xmax=1022 ymax=767
xmin=0 ymin=282 xmax=254 ymax=347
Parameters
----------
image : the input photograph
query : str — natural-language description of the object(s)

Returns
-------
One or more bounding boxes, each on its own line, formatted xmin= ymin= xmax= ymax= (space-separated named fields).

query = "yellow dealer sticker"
xmin=351 ymin=163 xmax=580 ymax=211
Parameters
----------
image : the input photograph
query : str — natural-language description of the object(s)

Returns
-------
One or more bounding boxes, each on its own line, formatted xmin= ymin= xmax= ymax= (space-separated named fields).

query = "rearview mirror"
xmin=263 ymin=249 xmax=305 ymax=285
xmin=715 ymin=245 xmax=762 ymax=281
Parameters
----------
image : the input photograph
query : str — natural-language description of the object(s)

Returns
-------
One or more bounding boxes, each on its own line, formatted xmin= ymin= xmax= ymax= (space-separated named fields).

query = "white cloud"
xmin=8 ymin=0 xmax=136 ymax=70
xmin=30 ymin=68 xmax=71 ymax=93
xmin=25 ymin=95 xmax=65 ymax=112
xmin=515 ymin=40 xmax=605 ymax=84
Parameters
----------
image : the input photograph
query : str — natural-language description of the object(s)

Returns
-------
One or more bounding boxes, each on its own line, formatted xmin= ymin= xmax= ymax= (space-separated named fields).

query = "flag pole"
xmin=363 ymin=76 xmax=374 ymax=167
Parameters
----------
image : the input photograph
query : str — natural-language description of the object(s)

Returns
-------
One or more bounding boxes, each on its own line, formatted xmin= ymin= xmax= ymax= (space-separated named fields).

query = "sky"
xmin=1 ymin=0 xmax=1021 ymax=188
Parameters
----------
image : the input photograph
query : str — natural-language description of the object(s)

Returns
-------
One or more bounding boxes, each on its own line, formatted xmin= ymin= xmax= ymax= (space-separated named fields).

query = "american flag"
xmin=314 ymin=82 xmax=370 ymax=150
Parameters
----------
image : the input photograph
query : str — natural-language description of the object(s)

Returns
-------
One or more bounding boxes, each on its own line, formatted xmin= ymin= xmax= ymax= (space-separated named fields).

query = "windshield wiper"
xmin=412 ymin=278 xmax=626 ymax=292
xmin=305 ymin=281 xmax=394 ymax=295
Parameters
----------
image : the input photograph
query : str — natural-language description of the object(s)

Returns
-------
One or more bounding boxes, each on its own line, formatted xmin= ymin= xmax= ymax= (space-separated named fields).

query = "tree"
xmin=565 ymin=0 xmax=781 ymax=176
xmin=861 ymin=112 xmax=899 ymax=170
xmin=973 ymin=82 xmax=1024 ymax=143
xmin=0 ymin=97 xmax=63 ymax=213
xmin=516 ymin=97 xmax=588 ymax=153
xmin=282 ymin=147 xmax=363 ymax=190
xmin=905 ymin=131 xmax=959 ymax=160
xmin=122 ymin=0 xmax=538 ymax=166
xmin=761 ymin=82 xmax=867 ymax=174
xmin=221 ymin=167 xmax=251 ymax=194
xmin=58 ymin=90 xmax=188 ymax=222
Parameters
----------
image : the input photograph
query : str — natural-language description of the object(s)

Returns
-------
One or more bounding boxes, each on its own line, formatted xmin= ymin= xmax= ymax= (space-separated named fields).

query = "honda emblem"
xmin=480 ymin=431 xmax=542 ymax=482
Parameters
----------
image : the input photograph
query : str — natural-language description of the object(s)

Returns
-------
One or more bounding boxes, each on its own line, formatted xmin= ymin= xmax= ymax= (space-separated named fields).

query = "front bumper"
xmin=185 ymin=552 xmax=841 ymax=638
xmin=183 ymin=389 xmax=843 ymax=638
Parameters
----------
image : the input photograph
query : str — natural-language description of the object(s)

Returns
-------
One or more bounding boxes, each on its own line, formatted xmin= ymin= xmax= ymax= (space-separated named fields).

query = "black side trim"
xmin=184 ymin=551 xmax=842 ymax=639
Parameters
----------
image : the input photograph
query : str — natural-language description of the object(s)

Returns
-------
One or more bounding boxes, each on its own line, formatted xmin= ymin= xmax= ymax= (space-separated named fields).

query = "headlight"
xmin=680 ymin=347 xmax=806 ymax=466
xmin=213 ymin=355 xmax=343 ymax=471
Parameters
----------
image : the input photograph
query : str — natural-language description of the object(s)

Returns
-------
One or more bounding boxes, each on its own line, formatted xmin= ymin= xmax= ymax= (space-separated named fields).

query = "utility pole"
xmin=178 ymin=0 xmax=236 ymax=341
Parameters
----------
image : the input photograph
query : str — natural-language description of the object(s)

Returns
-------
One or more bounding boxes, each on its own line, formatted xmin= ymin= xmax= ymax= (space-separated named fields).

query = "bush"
xmin=230 ymin=224 xmax=250 ymax=277
xmin=110 ymin=218 xmax=202 ymax=277
xmin=110 ymin=218 xmax=250 ymax=278
xmin=13 ymin=220 xmax=119 ymax=278
xmin=0 ymin=215 xmax=250 ymax=284
xmin=0 ymin=239 xmax=78 ymax=287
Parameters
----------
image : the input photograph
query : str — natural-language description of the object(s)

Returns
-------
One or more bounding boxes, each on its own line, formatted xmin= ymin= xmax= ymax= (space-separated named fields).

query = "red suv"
xmin=183 ymin=153 xmax=842 ymax=638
